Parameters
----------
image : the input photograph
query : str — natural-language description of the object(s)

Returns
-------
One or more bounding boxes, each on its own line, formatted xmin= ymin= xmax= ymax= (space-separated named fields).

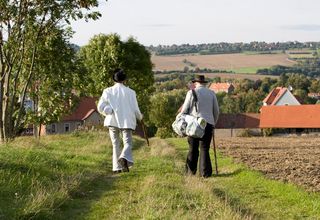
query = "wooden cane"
xmin=141 ymin=119 xmax=149 ymax=146
xmin=212 ymin=129 xmax=218 ymax=175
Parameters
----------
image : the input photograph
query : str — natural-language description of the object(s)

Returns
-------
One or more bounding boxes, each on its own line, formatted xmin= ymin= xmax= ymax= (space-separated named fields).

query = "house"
xmin=42 ymin=97 xmax=103 ymax=135
xmin=308 ymin=93 xmax=320 ymax=100
xmin=262 ymin=87 xmax=300 ymax=106
xmin=209 ymin=83 xmax=234 ymax=94
xmin=259 ymin=105 xmax=320 ymax=133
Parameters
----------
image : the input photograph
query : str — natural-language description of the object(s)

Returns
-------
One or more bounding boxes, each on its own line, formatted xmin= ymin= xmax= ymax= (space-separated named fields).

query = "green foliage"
xmin=79 ymin=34 xmax=154 ymax=120
xmin=221 ymin=87 xmax=264 ymax=113
xmin=149 ymin=89 xmax=186 ymax=138
xmin=0 ymin=0 xmax=106 ymax=141
xmin=25 ymin=28 xmax=82 ymax=132
xmin=155 ymin=78 xmax=188 ymax=92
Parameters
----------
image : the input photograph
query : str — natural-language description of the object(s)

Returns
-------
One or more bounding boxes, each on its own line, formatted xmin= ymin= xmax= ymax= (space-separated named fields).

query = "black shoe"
xmin=113 ymin=170 xmax=122 ymax=174
xmin=118 ymin=158 xmax=129 ymax=172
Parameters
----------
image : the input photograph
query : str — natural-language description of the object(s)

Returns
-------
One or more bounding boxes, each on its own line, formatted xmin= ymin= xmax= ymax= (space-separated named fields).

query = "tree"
xmin=26 ymin=28 xmax=83 ymax=138
xmin=0 ymin=0 xmax=105 ymax=142
xmin=79 ymin=34 xmax=154 ymax=121
xmin=149 ymin=89 xmax=186 ymax=138
xmin=309 ymin=79 xmax=320 ymax=93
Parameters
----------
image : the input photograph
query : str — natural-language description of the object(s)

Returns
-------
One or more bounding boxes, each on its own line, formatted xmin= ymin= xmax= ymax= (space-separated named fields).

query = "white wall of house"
xmin=275 ymin=90 xmax=301 ymax=106
xmin=84 ymin=112 xmax=103 ymax=127
xmin=43 ymin=112 xmax=103 ymax=135
xmin=45 ymin=121 xmax=83 ymax=134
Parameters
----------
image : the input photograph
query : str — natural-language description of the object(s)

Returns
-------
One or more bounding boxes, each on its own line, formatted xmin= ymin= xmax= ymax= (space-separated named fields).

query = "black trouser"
xmin=186 ymin=123 xmax=213 ymax=178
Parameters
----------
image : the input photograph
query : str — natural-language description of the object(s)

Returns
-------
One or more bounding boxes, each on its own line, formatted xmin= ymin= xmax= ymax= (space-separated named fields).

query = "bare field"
xmin=155 ymin=72 xmax=278 ymax=81
xmin=217 ymin=136 xmax=320 ymax=192
xmin=152 ymin=53 xmax=296 ymax=72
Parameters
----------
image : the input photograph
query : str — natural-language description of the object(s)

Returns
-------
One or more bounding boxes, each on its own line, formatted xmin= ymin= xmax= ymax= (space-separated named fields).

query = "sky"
xmin=70 ymin=0 xmax=320 ymax=46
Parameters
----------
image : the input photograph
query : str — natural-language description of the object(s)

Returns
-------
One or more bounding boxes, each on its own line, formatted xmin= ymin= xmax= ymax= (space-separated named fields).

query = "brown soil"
xmin=217 ymin=137 xmax=320 ymax=192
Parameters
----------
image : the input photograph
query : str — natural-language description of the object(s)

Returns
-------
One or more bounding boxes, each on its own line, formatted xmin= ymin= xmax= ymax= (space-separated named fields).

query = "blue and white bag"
xmin=172 ymin=90 xmax=207 ymax=138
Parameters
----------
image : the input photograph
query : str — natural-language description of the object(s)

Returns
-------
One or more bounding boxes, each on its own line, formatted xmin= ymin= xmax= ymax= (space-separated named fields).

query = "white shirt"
xmin=97 ymin=83 xmax=143 ymax=129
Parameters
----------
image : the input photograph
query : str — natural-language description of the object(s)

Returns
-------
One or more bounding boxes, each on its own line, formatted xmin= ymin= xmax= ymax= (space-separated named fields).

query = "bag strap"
xmin=191 ymin=89 xmax=198 ymax=112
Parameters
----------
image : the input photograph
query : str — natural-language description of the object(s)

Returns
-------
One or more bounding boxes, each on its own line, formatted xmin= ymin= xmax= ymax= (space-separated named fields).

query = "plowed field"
xmin=217 ymin=137 xmax=320 ymax=192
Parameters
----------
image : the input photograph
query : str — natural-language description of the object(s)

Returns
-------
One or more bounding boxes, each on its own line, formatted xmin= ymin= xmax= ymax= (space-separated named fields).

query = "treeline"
xmin=147 ymin=41 xmax=320 ymax=56
xmin=154 ymin=68 xmax=234 ymax=75
xmin=257 ymin=58 xmax=320 ymax=77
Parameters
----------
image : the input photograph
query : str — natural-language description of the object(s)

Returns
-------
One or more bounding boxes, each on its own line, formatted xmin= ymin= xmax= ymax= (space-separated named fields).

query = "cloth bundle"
xmin=172 ymin=114 xmax=206 ymax=138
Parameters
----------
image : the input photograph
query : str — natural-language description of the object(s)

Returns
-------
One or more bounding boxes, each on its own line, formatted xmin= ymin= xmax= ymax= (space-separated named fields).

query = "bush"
xmin=262 ymin=128 xmax=273 ymax=136
xmin=155 ymin=127 xmax=174 ymax=139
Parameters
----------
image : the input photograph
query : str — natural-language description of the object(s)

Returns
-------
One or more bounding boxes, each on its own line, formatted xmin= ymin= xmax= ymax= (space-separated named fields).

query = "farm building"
xmin=262 ymin=87 xmax=300 ymax=106
xmin=42 ymin=97 xmax=103 ymax=135
xmin=215 ymin=113 xmax=261 ymax=137
xmin=260 ymin=105 xmax=320 ymax=134
xmin=308 ymin=93 xmax=320 ymax=100
xmin=209 ymin=83 xmax=234 ymax=94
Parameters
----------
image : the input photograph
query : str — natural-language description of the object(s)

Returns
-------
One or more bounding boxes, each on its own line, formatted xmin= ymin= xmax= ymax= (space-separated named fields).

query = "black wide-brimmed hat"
xmin=192 ymin=75 xmax=208 ymax=83
xmin=113 ymin=69 xmax=126 ymax=82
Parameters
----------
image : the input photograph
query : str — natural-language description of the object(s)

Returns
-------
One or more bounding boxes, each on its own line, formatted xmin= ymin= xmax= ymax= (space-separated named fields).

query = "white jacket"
xmin=97 ymin=83 xmax=143 ymax=129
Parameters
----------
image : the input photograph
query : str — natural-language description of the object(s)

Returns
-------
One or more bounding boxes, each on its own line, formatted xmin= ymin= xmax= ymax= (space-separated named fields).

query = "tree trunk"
xmin=2 ymin=67 xmax=11 ymax=141
xmin=0 ymin=80 xmax=3 ymax=142
xmin=38 ymin=124 xmax=41 ymax=139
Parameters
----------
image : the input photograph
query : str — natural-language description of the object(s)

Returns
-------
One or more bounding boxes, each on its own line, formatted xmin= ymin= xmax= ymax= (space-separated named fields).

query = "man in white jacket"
xmin=97 ymin=69 xmax=143 ymax=173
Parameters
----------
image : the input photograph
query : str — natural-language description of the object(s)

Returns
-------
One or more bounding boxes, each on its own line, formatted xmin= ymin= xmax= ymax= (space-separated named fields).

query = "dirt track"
xmin=217 ymin=137 xmax=320 ymax=192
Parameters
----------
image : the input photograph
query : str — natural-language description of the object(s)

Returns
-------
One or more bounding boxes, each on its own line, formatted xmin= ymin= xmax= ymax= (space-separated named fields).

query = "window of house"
xmin=52 ymin=124 xmax=56 ymax=133
xmin=64 ymin=123 xmax=70 ymax=132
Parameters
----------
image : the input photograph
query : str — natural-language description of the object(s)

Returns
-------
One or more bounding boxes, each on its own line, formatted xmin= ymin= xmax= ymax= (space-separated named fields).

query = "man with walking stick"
xmin=180 ymin=75 xmax=219 ymax=178
xmin=97 ymin=69 xmax=143 ymax=173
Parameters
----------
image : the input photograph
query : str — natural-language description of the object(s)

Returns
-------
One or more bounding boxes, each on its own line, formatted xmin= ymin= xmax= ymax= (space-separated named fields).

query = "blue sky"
xmin=71 ymin=0 xmax=320 ymax=46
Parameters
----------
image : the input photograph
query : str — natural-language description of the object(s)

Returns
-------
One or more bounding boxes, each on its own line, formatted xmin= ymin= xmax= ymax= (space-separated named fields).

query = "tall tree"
xmin=0 ymin=0 xmax=105 ymax=142
xmin=79 ymin=34 xmax=154 ymax=120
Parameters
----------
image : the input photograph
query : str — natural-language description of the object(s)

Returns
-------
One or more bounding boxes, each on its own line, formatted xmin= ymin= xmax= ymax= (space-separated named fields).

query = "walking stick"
xmin=141 ymin=119 xmax=149 ymax=146
xmin=212 ymin=129 xmax=218 ymax=175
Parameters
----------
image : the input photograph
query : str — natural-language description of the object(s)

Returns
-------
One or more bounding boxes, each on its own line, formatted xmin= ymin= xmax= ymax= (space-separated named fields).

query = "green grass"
xmin=0 ymin=132 xmax=112 ymax=219
xmin=227 ymin=66 xmax=268 ymax=74
xmin=242 ymin=51 xmax=283 ymax=55
xmin=168 ymin=138 xmax=320 ymax=219
xmin=1 ymin=133 xmax=320 ymax=219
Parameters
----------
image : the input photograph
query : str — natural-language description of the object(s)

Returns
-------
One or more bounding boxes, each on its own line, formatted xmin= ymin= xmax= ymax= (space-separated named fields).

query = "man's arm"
xmin=97 ymin=91 xmax=113 ymax=116
xmin=212 ymin=93 xmax=220 ymax=125
xmin=180 ymin=90 xmax=192 ymax=114
xmin=133 ymin=92 xmax=143 ymax=121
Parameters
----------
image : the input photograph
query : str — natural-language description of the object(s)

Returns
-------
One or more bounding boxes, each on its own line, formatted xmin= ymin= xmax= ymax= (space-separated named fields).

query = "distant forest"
xmin=147 ymin=41 xmax=320 ymax=56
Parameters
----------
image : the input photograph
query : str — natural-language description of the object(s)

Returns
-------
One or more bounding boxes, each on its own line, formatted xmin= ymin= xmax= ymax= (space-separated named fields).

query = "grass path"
xmin=54 ymin=137 xmax=243 ymax=220
xmin=1 ymin=133 xmax=320 ymax=219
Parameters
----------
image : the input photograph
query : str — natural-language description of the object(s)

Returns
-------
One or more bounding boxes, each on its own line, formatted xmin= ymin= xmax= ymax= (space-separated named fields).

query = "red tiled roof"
xmin=63 ymin=97 xmax=98 ymax=121
xmin=209 ymin=83 xmax=234 ymax=90
xmin=260 ymin=105 xmax=320 ymax=128
xmin=263 ymin=87 xmax=288 ymax=105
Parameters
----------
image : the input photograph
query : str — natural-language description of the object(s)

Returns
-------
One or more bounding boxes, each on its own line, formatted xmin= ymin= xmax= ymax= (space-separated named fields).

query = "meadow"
xmin=1 ymin=132 xmax=320 ymax=219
